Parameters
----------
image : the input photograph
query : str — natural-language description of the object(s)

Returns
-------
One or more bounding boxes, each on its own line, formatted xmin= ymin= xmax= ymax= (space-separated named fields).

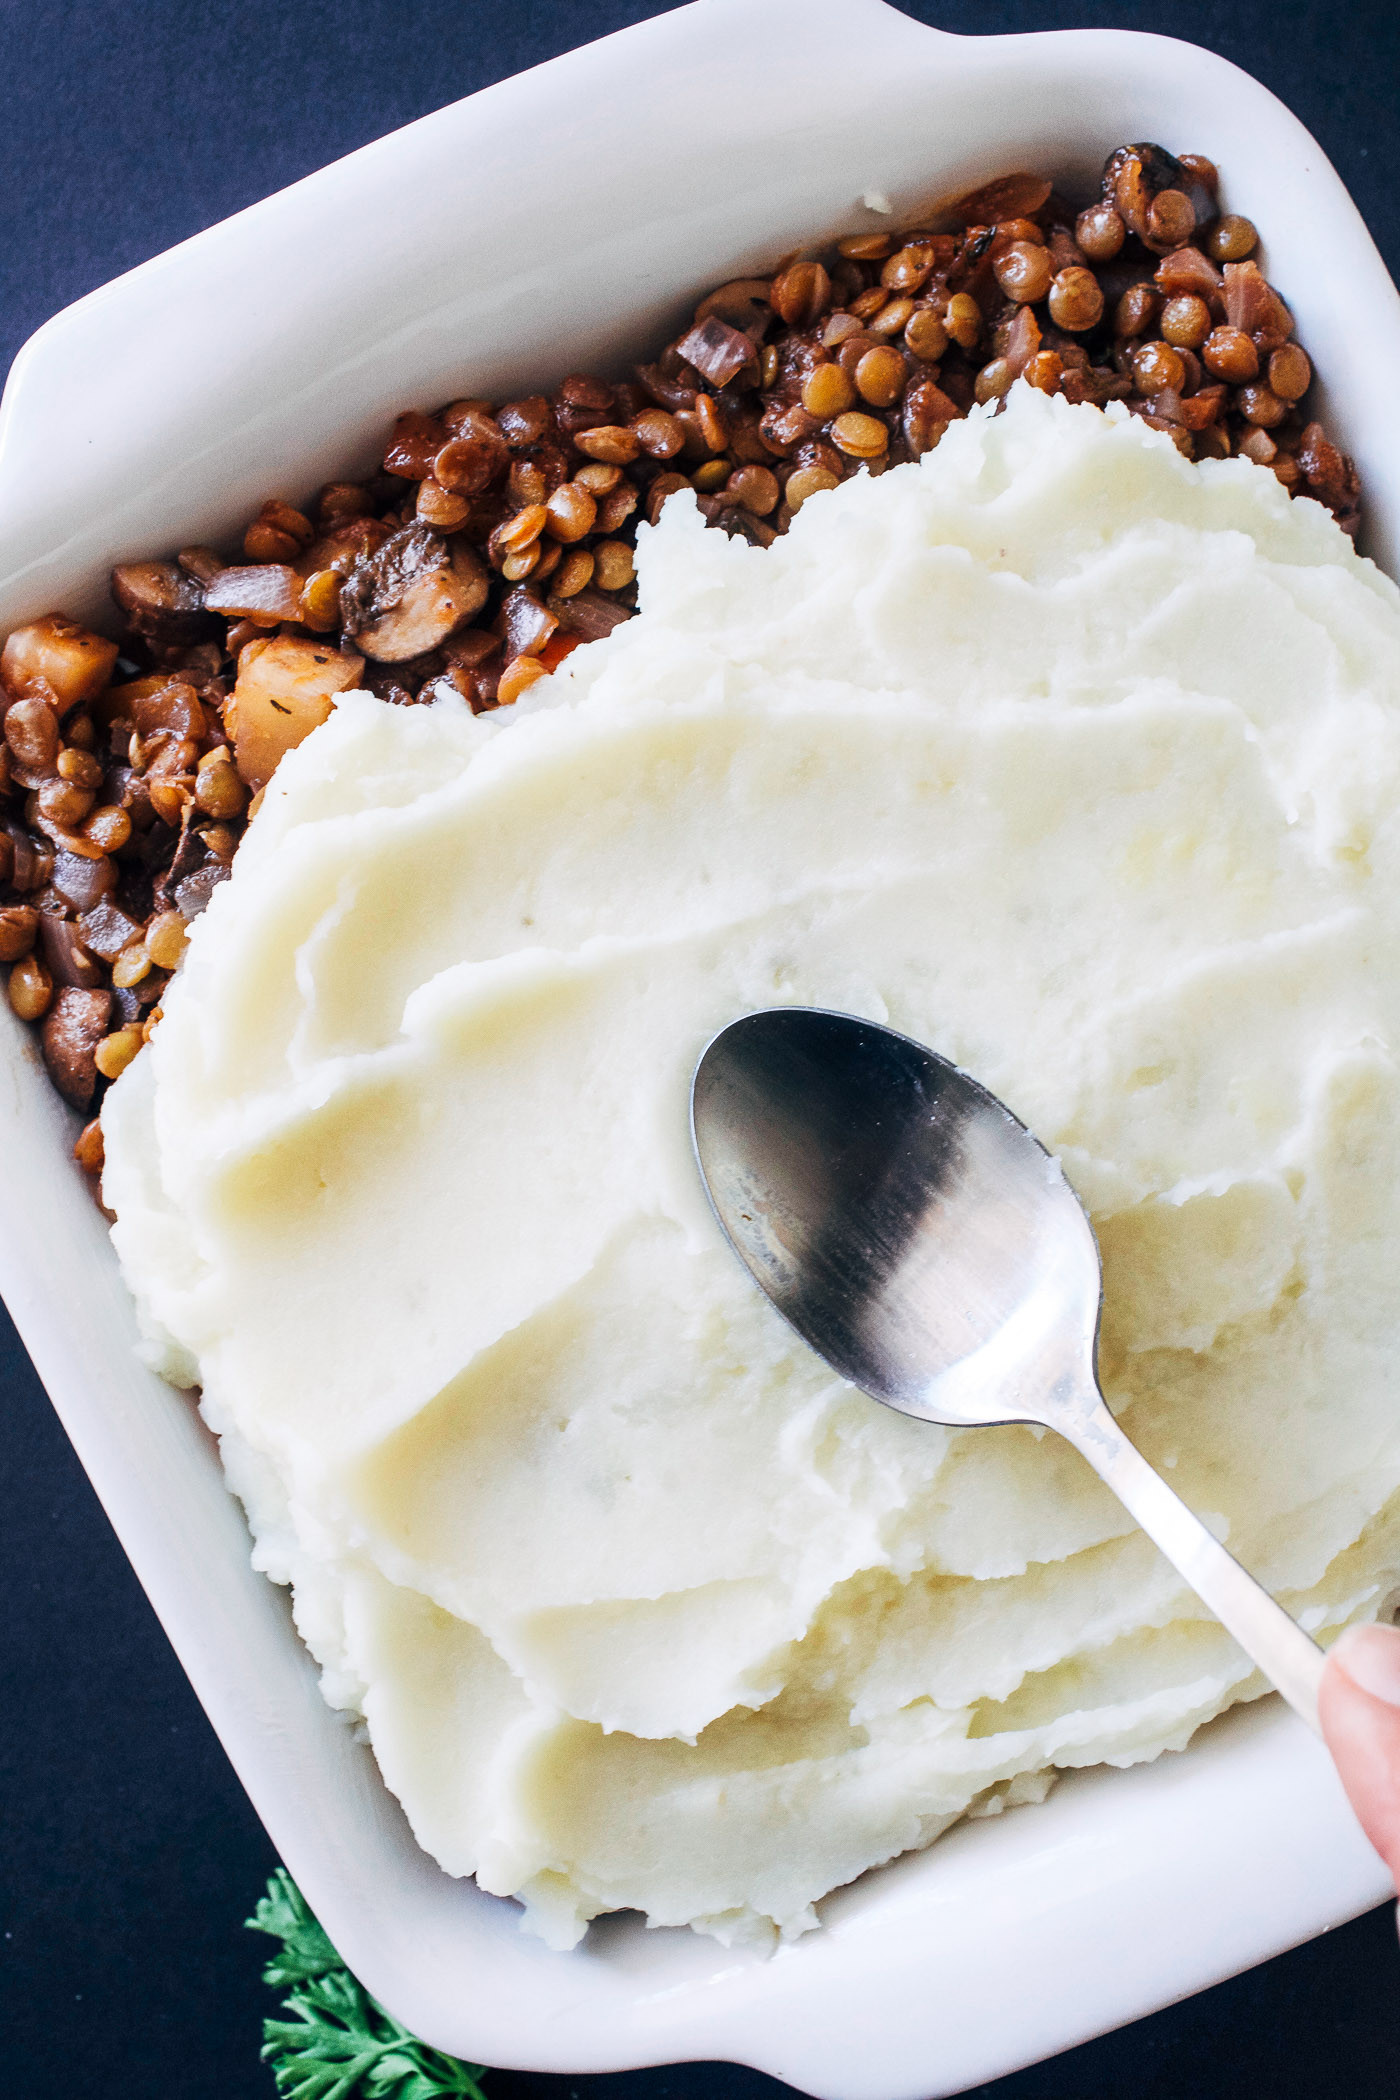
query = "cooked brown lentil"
xmin=1238 ymin=382 xmax=1289 ymax=428
xmin=995 ymin=241 xmax=1054 ymax=304
xmin=1207 ymin=213 xmax=1258 ymax=262
xmin=1047 ymin=267 xmax=1105 ymax=334
xmin=1075 ymin=201 xmax=1126 ymax=261
xmin=1268 ymin=343 xmax=1312 ymax=402
xmin=1160 ymin=294 xmax=1212 ymax=349
xmin=1203 ymin=326 xmax=1259 ymax=383
xmin=0 ymin=140 xmax=1362 ymax=1159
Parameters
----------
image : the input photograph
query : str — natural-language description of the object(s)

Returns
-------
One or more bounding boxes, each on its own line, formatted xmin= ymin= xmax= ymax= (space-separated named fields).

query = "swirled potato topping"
xmin=103 ymin=388 xmax=1400 ymax=1947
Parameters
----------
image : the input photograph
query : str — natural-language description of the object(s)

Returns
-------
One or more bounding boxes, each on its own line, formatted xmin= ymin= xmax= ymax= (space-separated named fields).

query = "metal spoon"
xmin=691 ymin=1005 xmax=1325 ymax=1733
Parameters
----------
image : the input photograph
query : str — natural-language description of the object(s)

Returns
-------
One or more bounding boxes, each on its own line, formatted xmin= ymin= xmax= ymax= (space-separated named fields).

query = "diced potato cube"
xmin=2 ymin=613 xmax=118 ymax=712
xmin=227 ymin=636 xmax=361 ymax=792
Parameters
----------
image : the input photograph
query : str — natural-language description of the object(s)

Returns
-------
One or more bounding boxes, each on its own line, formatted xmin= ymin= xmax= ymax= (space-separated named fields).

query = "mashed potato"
xmin=102 ymin=387 xmax=1400 ymax=1948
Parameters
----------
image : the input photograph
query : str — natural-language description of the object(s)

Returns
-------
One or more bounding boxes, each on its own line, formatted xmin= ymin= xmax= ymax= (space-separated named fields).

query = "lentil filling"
xmin=0 ymin=143 xmax=1362 ymax=1166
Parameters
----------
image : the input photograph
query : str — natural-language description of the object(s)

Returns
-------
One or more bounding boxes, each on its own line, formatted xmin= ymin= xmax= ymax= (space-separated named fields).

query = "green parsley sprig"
xmin=248 ymin=1869 xmax=489 ymax=2100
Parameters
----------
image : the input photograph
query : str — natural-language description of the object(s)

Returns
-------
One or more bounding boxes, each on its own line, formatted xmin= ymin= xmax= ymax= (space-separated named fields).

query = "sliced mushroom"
xmin=110 ymin=562 xmax=212 ymax=646
xmin=339 ymin=522 xmax=445 ymax=632
xmin=355 ymin=546 xmax=489 ymax=663
xmin=41 ymin=985 xmax=112 ymax=1107
xmin=38 ymin=915 xmax=103 ymax=989
xmin=176 ymin=545 xmax=225 ymax=585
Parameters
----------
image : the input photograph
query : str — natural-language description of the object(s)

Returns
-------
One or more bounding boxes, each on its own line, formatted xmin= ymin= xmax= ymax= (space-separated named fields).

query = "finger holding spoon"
xmin=1321 ymin=1623 xmax=1400 ymax=1902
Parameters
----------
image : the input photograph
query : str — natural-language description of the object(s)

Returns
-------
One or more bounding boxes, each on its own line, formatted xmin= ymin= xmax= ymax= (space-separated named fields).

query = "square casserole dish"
xmin=0 ymin=2 xmax=1394 ymax=2092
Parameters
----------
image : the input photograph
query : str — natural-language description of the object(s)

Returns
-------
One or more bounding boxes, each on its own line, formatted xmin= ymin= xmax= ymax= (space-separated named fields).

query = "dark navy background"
xmin=3 ymin=2 xmax=1400 ymax=2093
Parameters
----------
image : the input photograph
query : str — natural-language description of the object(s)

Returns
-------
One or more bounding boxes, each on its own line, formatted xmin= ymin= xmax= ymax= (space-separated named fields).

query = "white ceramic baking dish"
xmin=1 ymin=2 xmax=1394 ymax=2092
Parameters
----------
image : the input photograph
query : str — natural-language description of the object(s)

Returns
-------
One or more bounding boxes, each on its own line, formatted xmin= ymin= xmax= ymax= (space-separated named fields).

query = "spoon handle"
xmin=1064 ymin=1395 xmax=1325 ymax=1735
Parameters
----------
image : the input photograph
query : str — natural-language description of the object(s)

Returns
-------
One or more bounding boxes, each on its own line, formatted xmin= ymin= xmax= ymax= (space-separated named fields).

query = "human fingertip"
xmin=1320 ymin=1622 xmax=1400 ymax=1889
xmin=1329 ymin=1621 xmax=1400 ymax=1708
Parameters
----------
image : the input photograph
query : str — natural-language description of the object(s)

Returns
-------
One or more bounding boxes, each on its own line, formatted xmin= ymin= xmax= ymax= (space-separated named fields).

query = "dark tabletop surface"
xmin=3 ymin=1 xmax=1400 ymax=2093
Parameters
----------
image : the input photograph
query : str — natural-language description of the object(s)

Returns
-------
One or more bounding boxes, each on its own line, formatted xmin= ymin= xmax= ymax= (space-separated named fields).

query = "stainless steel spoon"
xmin=691 ymin=1005 xmax=1325 ymax=1733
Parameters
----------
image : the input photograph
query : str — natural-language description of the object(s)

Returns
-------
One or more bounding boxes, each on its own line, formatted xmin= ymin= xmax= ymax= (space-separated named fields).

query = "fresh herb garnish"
xmin=248 ymin=1869 xmax=488 ymax=2100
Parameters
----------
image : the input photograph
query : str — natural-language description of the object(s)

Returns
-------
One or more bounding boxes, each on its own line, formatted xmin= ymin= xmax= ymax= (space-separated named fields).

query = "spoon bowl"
xmin=691 ymin=1006 xmax=1101 ymax=1426
xmin=692 ymin=1007 xmax=1326 ymax=1732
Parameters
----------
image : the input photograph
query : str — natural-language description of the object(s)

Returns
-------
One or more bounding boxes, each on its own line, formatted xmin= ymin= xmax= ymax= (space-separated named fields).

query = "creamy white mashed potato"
xmin=103 ymin=387 xmax=1400 ymax=1948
